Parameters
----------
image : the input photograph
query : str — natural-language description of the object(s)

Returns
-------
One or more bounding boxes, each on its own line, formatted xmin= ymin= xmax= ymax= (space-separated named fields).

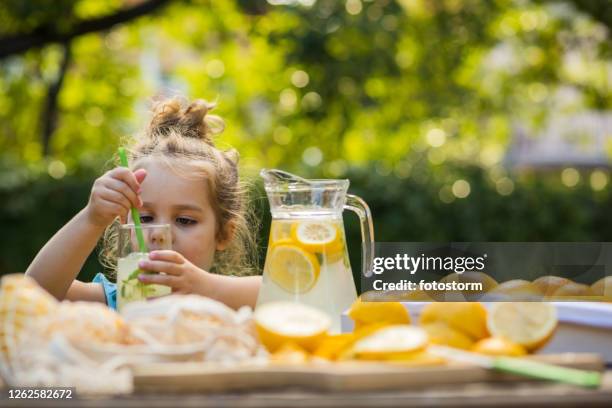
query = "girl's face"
xmin=130 ymin=159 xmax=227 ymax=270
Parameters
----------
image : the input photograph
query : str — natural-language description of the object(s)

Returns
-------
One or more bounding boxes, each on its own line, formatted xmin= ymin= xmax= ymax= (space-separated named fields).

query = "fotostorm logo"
xmin=371 ymin=253 xmax=487 ymax=275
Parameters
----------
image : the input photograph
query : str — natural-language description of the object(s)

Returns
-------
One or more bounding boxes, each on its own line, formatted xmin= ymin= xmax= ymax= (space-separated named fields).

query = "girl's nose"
xmin=148 ymin=230 xmax=168 ymax=250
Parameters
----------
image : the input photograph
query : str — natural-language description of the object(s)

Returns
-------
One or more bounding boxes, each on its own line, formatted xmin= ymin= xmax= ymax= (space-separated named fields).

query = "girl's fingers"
xmin=138 ymin=259 xmax=182 ymax=276
xmin=99 ymin=188 xmax=132 ymax=213
xmin=106 ymin=202 xmax=129 ymax=219
xmin=110 ymin=167 xmax=142 ymax=195
xmin=104 ymin=177 xmax=141 ymax=208
xmin=149 ymin=250 xmax=185 ymax=264
xmin=134 ymin=168 xmax=147 ymax=184
xmin=138 ymin=273 xmax=180 ymax=288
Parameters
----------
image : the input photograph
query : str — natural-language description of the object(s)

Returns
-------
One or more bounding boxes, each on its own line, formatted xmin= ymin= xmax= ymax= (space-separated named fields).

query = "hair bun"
xmin=148 ymin=97 xmax=225 ymax=145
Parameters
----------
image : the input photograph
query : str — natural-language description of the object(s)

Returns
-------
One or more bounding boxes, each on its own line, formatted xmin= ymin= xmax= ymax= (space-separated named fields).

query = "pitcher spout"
xmin=260 ymin=168 xmax=310 ymax=187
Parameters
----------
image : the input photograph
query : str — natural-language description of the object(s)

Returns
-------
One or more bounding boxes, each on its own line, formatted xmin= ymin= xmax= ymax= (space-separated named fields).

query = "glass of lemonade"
xmin=117 ymin=223 xmax=172 ymax=312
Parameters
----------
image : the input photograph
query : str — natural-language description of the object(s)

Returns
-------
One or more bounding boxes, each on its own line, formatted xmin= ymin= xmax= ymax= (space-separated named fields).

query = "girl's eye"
xmin=176 ymin=217 xmax=196 ymax=226
xmin=140 ymin=215 xmax=154 ymax=223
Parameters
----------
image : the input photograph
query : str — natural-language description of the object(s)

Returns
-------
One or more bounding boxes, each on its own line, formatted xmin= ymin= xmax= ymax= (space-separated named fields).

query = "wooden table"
xmin=2 ymin=371 xmax=612 ymax=408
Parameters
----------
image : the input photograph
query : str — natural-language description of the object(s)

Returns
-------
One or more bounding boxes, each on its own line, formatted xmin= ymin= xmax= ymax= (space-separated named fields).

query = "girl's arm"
xmin=204 ymin=274 xmax=262 ymax=310
xmin=26 ymin=167 xmax=146 ymax=301
xmin=136 ymin=250 xmax=262 ymax=310
xmin=25 ymin=208 xmax=107 ymax=300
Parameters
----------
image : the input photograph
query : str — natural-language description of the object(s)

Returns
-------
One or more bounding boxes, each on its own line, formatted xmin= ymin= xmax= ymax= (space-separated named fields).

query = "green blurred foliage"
xmin=0 ymin=0 xmax=611 ymax=279
xmin=0 ymin=164 xmax=101 ymax=278
xmin=3 ymin=160 xmax=612 ymax=285
xmin=2 ymin=0 xmax=610 ymax=169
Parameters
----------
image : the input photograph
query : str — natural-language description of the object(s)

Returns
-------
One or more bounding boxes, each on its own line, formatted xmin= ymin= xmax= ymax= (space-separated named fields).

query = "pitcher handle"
xmin=344 ymin=194 xmax=375 ymax=278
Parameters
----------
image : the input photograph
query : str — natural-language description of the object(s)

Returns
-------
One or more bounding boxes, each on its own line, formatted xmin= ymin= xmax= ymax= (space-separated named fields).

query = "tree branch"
xmin=0 ymin=0 xmax=172 ymax=59
xmin=42 ymin=41 xmax=72 ymax=157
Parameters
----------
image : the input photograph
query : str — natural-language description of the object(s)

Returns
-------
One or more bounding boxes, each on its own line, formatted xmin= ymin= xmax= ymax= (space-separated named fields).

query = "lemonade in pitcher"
xmin=257 ymin=170 xmax=374 ymax=332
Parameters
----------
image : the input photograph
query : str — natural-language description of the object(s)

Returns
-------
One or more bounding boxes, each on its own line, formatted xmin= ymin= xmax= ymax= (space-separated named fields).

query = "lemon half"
xmin=550 ymin=282 xmax=593 ymax=299
xmin=532 ymin=275 xmax=571 ymax=296
xmin=348 ymin=297 xmax=411 ymax=330
xmin=486 ymin=279 xmax=543 ymax=301
xmin=419 ymin=302 xmax=489 ymax=341
xmin=254 ymin=301 xmax=331 ymax=352
xmin=487 ymin=302 xmax=557 ymax=351
xmin=421 ymin=322 xmax=474 ymax=350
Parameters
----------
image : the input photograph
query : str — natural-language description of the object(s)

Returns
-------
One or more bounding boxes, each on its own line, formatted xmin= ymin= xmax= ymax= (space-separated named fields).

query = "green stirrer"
xmin=117 ymin=147 xmax=147 ymax=253
xmin=429 ymin=345 xmax=601 ymax=388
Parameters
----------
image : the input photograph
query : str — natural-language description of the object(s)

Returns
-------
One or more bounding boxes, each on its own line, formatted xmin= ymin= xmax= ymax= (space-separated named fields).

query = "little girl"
xmin=26 ymin=97 xmax=261 ymax=310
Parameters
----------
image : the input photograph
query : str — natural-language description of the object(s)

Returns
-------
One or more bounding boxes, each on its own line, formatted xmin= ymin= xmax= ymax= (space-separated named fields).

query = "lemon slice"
xmin=348 ymin=297 xmax=411 ymax=330
xmin=268 ymin=244 xmax=320 ymax=293
xmin=419 ymin=302 xmax=489 ymax=341
xmin=269 ymin=237 xmax=295 ymax=250
xmin=472 ymin=336 xmax=527 ymax=357
xmin=351 ymin=325 xmax=428 ymax=360
xmin=532 ymin=275 xmax=571 ymax=296
xmin=270 ymin=342 xmax=311 ymax=364
xmin=292 ymin=221 xmax=340 ymax=252
xmin=486 ymin=279 xmax=543 ymax=301
xmin=550 ymin=282 xmax=593 ymax=299
xmin=487 ymin=302 xmax=557 ymax=351
xmin=421 ymin=322 xmax=474 ymax=350
xmin=312 ymin=333 xmax=355 ymax=360
xmin=270 ymin=221 xmax=294 ymax=241
xmin=254 ymin=301 xmax=331 ymax=352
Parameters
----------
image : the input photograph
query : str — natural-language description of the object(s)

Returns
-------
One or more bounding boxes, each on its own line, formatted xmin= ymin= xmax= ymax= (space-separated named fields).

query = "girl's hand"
xmin=85 ymin=167 xmax=147 ymax=227
xmin=136 ymin=250 xmax=211 ymax=296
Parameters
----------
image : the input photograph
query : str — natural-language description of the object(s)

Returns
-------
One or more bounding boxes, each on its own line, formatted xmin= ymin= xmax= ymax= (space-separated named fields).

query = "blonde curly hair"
xmin=98 ymin=97 xmax=258 ymax=278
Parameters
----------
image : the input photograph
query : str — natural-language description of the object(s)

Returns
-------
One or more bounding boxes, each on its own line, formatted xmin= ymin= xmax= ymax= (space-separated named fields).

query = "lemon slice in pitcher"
xmin=268 ymin=244 xmax=320 ymax=293
xmin=292 ymin=220 xmax=344 ymax=262
xmin=270 ymin=221 xmax=294 ymax=241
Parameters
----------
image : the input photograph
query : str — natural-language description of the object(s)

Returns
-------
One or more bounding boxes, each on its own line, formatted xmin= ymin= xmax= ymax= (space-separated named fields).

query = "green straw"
xmin=118 ymin=147 xmax=147 ymax=253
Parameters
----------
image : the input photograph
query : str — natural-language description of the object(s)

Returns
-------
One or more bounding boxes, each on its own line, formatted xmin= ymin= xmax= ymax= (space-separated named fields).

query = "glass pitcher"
xmin=257 ymin=169 xmax=374 ymax=332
